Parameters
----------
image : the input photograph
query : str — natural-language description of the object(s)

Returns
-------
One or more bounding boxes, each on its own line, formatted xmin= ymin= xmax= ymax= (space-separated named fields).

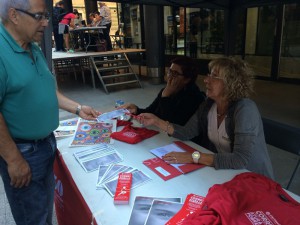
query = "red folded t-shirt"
xmin=111 ymin=124 xmax=159 ymax=144
xmin=182 ymin=172 xmax=300 ymax=225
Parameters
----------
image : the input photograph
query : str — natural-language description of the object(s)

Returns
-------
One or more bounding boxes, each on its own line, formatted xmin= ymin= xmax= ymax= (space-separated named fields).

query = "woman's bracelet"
xmin=165 ymin=121 xmax=171 ymax=134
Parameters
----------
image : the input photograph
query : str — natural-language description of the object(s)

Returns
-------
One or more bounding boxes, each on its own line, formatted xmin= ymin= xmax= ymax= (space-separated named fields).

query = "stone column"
xmin=143 ymin=5 xmax=165 ymax=84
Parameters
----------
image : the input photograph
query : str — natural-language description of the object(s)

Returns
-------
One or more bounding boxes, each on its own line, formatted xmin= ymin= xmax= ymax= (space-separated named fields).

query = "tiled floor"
xmin=1 ymin=74 xmax=299 ymax=224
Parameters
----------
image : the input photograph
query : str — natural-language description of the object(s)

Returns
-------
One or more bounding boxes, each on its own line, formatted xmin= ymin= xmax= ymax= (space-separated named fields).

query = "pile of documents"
xmin=73 ymin=145 xmax=123 ymax=172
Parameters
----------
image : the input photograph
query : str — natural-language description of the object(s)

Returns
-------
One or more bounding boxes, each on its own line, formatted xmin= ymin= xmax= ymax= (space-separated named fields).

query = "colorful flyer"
xmin=70 ymin=119 xmax=116 ymax=146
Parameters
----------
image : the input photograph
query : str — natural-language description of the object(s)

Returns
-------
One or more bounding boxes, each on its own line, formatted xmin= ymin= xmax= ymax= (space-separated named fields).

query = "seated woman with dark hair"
xmin=120 ymin=56 xmax=206 ymax=140
xmin=139 ymin=57 xmax=274 ymax=179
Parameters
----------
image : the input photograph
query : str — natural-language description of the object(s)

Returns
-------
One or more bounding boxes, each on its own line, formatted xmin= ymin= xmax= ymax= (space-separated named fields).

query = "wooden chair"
xmin=262 ymin=117 xmax=300 ymax=190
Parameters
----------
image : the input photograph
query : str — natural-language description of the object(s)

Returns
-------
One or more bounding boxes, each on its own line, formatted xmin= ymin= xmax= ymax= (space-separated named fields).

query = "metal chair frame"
xmin=262 ymin=117 xmax=300 ymax=190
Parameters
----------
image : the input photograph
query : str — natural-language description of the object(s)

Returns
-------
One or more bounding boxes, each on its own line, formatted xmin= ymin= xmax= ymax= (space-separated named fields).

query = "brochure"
xmin=96 ymin=164 xmax=134 ymax=189
xmin=59 ymin=118 xmax=79 ymax=126
xmin=96 ymin=165 xmax=112 ymax=187
xmin=114 ymin=173 xmax=133 ymax=205
xmin=70 ymin=119 xmax=116 ymax=146
xmin=144 ymin=200 xmax=183 ymax=225
xmin=54 ymin=118 xmax=78 ymax=138
xmin=103 ymin=170 xmax=152 ymax=197
xmin=73 ymin=145 xmax=123 ymax=172
xmin=165 ymin=194 xmax=205 ymax=225
xmin=97 ymin=108 xmax=129 ymax=122
xmin=128 ymin=196 xmax=182 ymax=225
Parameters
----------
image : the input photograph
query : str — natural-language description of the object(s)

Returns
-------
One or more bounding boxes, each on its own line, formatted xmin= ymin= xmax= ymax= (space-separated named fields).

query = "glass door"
xmin=279 ymin=3 xmax=300 ymax=79
xmin=164 ymin=6 xmax=185 ymax=55
xmin=119 ymin=3 xmax=141 ymax=48
xmin=244 ymin=6 xmax=277 ymax=77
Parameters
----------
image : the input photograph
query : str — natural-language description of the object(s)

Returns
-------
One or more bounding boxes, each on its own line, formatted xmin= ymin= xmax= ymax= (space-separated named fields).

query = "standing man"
xmin=99 ymin=2 xmax=112 ymax=51
xmin=52 ymin=1 xmax=65 ymax=52
xmin=0 ymin=0 xmax=99 ymax=224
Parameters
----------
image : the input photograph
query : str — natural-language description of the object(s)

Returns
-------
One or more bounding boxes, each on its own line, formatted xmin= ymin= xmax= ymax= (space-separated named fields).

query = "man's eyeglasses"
xmin=167 ymin=68 xmax=184 ymax=78
xmin=207 ymin=72 xmax=223 ymax=80
xmin=15 ymin=8 xmax=50 ymax=22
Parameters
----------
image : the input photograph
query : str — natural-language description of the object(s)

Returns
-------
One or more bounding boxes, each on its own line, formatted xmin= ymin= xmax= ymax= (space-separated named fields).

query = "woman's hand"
xmin=162 ymin=152 xmax=194 ymax=164
xmin=138 ymin=113 xmax=160 ymax=127
xmin=138 ymin=113 xmax=174 ymax=135
xmin=162 ymin=76 xmax=182 ymax=97
xmin=79 ymin=105 xmax=100 ymax=120
xmin=118 ymin=103 xmax=137 ymax=114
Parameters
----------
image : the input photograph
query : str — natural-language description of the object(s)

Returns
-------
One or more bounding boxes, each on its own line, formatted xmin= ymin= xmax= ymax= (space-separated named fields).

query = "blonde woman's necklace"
xmin=217 ymin=109 xmax=227 ymax=117
xmin=217 ymin=112 xmax=226 ymax=117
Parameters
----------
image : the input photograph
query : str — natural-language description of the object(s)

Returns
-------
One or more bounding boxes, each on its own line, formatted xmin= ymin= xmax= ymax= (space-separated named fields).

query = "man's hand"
xmin=78 ymin=105 xmax=100 ymax=120
xmin=8 ymin=156 xmax=31 ymax=188
xmin=0 ymin=113 xmax=32 ymax=188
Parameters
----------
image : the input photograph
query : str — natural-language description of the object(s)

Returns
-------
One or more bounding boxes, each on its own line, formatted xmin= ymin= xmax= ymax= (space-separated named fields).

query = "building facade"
xmin=54 ymin=0 xmax=300 ymax=83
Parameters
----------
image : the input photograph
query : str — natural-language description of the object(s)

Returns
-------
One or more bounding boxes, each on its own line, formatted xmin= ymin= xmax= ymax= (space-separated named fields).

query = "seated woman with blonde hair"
xmin=139 ymin=57 xmax=274 ymax=179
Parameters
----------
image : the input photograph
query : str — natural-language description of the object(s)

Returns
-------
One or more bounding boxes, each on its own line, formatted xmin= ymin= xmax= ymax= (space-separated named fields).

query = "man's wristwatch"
xmin=75 ymin=105 xmax=82 ymax=116
xmin=192 ymin=151 xmax=201 ymax=164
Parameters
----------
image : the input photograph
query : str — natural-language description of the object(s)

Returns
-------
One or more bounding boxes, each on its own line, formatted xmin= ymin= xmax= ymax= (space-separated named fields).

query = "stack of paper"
xmin=54 ymin=118 xmax=78 ymax=138
xmin=96 ymin=164 xmax=134 ymax=189
xmin=114 ymin=173 xmax=133 ymax=205
xmin=103 ymin=170 xmax=152 ymax=197
xmin=73 ymin=145 xmax=123 ymax=172
xmin=97 ymin=108 xmax=130 ymax=122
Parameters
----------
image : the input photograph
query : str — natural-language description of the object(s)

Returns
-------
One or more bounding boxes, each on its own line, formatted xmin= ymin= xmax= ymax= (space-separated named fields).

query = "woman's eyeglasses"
xmin=15 ymin=8 xmax=50 ymax=22
xmin=207 ymin=72 xmax=223 ymax=80
xmin=167 ymin=69 xmax=184 ymax=78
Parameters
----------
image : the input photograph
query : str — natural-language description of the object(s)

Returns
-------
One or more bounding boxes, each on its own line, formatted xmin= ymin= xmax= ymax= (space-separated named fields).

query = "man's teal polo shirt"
xmin=0 ymin=23 xmax=59 ymax=140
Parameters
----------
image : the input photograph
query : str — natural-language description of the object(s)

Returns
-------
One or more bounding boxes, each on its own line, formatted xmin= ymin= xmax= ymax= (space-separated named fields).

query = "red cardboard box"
xmin=114 ymin=173 xmax=132 ymax=205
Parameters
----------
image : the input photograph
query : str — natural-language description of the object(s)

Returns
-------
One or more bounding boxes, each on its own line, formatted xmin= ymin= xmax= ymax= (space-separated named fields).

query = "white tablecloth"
xmin=55 ymin=124 xmax=300 ymax=225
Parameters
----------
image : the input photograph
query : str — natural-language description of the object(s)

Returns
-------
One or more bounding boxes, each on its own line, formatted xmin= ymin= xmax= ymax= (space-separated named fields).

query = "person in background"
xmin=120 ymin=56 xmax=206 ymax=144
xmin=52 ymin=0 xmax=65 ymax=52
xmin=99 ymin=2 xmax=112 ymax=51
xmin=94 ymin=11 xmax=104 ymax=27
xmin=139 ymin=57 xmax=274 ymax=179
xmin=87 ymin=12 xmax=96 ymax=27
xmin=85 ymin=11 xmax=105 ymax=51
xmin=0 ymin=0 xmax=100 ymax=224
xmin=73 ymin=8 xmax=82 ymax=27
xmin=59 ymin=11 xmax=78 ymax=52
xmin=72 ymin=9 xmax=84 ymax=50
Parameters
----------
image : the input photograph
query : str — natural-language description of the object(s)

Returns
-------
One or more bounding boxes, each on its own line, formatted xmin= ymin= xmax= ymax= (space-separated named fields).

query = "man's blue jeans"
xmin=0 ymin=133 xmax=57 ymax=225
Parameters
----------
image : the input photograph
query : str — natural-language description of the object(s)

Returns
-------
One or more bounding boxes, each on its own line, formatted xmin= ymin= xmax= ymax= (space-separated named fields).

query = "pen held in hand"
xmin=125 ymin=112 xmax=142 ymax=120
